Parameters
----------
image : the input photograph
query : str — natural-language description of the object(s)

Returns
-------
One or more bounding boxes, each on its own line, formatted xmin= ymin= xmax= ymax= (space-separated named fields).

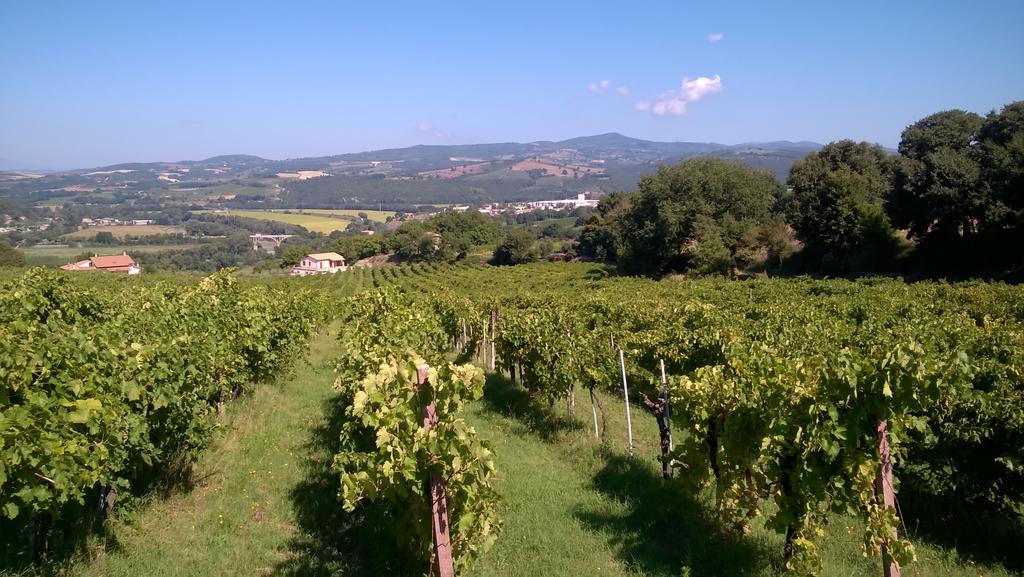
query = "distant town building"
xmin=527 ymin=193 xmax=600 ymax=210
xmin=291 ymin=252 xmax=347 ymax=276
xmin=60 ymin=253 xmax=141 ymax=275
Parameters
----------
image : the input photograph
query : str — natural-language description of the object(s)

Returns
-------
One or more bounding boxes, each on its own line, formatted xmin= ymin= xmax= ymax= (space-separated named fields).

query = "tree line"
xmin=578 ymin=101 xmax=1024 ymax=279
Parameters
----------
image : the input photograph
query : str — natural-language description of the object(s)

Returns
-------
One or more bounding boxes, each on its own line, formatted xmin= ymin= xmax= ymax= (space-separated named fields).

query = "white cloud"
xmin=707 ymin=32 xmax=724 ymax=43
xmin=416 ymin=123 xmax=433 ymax=133
xmin=588 ymin=79 xmax=613 ymax=95
xmin=616 ymin=85 xmax=630 ymax=96
xmin=635 ymin=75 xmax=723 ymax=116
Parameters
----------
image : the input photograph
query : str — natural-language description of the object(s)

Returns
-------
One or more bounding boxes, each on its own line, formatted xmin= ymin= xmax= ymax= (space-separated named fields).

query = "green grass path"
xmin=70 ymin=329 xmax=342 ymax=577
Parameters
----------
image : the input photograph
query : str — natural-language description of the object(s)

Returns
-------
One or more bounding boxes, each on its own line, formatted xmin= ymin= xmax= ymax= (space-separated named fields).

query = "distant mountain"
xmin=0 ymin=134 xmax=822 ymax=209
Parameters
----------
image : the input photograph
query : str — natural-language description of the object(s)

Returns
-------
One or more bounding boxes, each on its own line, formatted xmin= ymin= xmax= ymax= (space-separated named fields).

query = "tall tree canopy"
xmin=0 ymin=240 xmax=26 ymax=268
xmin=576 ymin=191 xmax=633 ymax=262
xmin=975 ymin=101 xmax=1024 ymax=241
xmin=786 ymin=140 xmax=894 ymax=252
xmin=491 ymin=228 xmax=538 ymax=266
xmin=613 ymin=157 xmax=781 ymax=276
xmin=889 ymin=110 xmax=985 ymax=242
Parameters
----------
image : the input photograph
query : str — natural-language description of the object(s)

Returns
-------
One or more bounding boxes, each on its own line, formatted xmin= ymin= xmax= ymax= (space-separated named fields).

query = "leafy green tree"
xmin=577 ymin=191 xmax=634 ymax=262
xmin=976 ymin=101 xmax=1024 ymax=245
xmin=389 ymin=221 xmax=438 ymax=261
xmin=332 ymin=234 xmax=387 ymax=262
xmin=735 ymin=220 xmax=798 ymax=270
xmin=786 ymin=140 xmax=899 ymax=270
xmin=0 ymin=240 xmax=26 ymax=267
xmin=491 ymin=228 xmax=538 ymax=266
xmin=688 ymin=227 xmax=734 ymax=276
xmin=93 ymin=231 xmax=116 ymax=245
xmin=430 ymin=210 xmax=498 ymax=255
xmin=280 ymin=243 xmax=311 ymax=267
xmin=889 ymin=110 xmax=985 ymax=242
xmin=616 ymin=158 xmax=780 ymax=276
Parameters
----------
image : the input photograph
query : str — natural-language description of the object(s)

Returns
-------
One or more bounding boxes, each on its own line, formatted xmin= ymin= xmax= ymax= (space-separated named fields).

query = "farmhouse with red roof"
xmin=60 ymin=253 xmax=142 ymax=275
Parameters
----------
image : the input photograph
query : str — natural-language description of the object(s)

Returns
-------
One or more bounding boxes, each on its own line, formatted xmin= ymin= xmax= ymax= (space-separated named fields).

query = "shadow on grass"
xmin=0 ymin=503 xmax=125 ymax=572
xmin=899 ymin=487 xmax=1024 ymax=571
xmin=271 ymin=385 xmax=420 ymax=577
xmin=0 ymin=455 xmax=201 ymax=571
xmin=480 ymin=373 xmax=585 ymax=441
xmin=478 ymin=370 xmax=771 ymax=577
xmin=575 ymin=450 xmax=772 ymax=577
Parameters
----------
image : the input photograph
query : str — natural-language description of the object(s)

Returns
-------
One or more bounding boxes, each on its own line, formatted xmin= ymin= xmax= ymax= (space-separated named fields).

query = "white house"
xmin=290 ymin=252 xmax=347 ymax=276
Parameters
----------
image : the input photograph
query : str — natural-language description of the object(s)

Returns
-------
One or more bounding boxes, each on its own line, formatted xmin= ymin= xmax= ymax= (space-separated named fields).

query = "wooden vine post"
xmin=416 ymin=364 xmax=456 ymax=577
xmin=618 ymin=348 xmax=634 ymax=454
xmin=660 ymin=359 xmax=672 ymax=451
xmin=488 ymin=308 xmax=497 ymax=372
xmin=876 ymin=418 xmax=900 ymax=577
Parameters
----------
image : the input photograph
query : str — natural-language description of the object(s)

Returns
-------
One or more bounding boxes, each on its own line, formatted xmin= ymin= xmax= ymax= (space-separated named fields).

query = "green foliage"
xmin=331 ymin=288 xmax=501 ymax=573
xmin=332 ymin=234 xmax=387 ymax=263
xmin=0 ymin=269 xmax=323 ymax=549
xmin=976 ymin=101 xmax=1024 ymax=232
xmin=688 ymin=229 xmax=733 ymax=276
xmin=490 ymin=228 xmax=538 ymax=266
xmin=429 ymin=210 xmax=500 ymax=255
xmin=883 ymin=102 xmax=1024 ymax=275
xmin=735 ymin=220 xmax=798 ymax=270
xmin=975 ymin=101 xmax=1024 ymax=262
xmin=593 ymin=158 xmax=781 ymax=276
xmin=385 ymin=211 xmax=501 ymax=264
xmin=280 ymin=243 xmax=312 ymax=267
xmin=93 ymin=231 xmax=116 ymax=245
xmin=369 ymin=262 xmax=1024 ymax=576
xmin=0 ymin=240 xmax=26 ymax=267
xmin=889 ymin=110 xmax=985 ymax=241
xmin=577 ymin=191 xmax=634 ymax=262
xmin=136 ymin=234 xmax=266 ymax=272
xmin=786 ymin=140 xmax=899 ymax=270
xmin=389 ymin=221 xmax=448 ymax=262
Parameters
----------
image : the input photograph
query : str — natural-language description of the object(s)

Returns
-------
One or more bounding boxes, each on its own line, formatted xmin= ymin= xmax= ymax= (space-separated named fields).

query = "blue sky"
xmin=1 ymin=0 xmax=1022 ymax=169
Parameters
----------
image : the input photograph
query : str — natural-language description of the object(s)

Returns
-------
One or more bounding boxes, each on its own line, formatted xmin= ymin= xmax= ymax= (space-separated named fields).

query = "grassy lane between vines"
xmin=465 ymin=372 xmax=1015 ymax=577
xmin=63 ymin=327 xmax=344 ymax=577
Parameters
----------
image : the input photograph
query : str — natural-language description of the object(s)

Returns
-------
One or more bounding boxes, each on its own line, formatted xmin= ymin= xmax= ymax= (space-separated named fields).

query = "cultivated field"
xmin=194 ymin=209 xmax=396 ymax=232
xmin=276 ymin=170 xmax=329 ymax=180
xmin=510 ymin=157 xmax=606 ymax=177
xmin=63 ymin=225 xmax=184 ymax=239
xmin=419 ymin=162 xmax=492 ymax=179
xmin=286 ymin=208 xmax=396 ymax=222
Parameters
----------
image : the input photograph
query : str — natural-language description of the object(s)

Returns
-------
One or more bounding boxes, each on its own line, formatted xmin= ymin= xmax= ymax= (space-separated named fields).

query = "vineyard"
xmin=0 ymin=269 xmax=326 ymax=564
xmin=2 ymin=262 xmax=1023 ymax=577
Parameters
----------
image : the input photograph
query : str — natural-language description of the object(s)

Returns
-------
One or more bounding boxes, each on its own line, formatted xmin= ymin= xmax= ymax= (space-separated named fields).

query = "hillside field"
xmin=193 ymin=209 xmax=396 ymax=233
xmin=285 ymin=209 xmax=397 ymax=222
xmin=63 ymin=225 xmax=185 ymax=239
